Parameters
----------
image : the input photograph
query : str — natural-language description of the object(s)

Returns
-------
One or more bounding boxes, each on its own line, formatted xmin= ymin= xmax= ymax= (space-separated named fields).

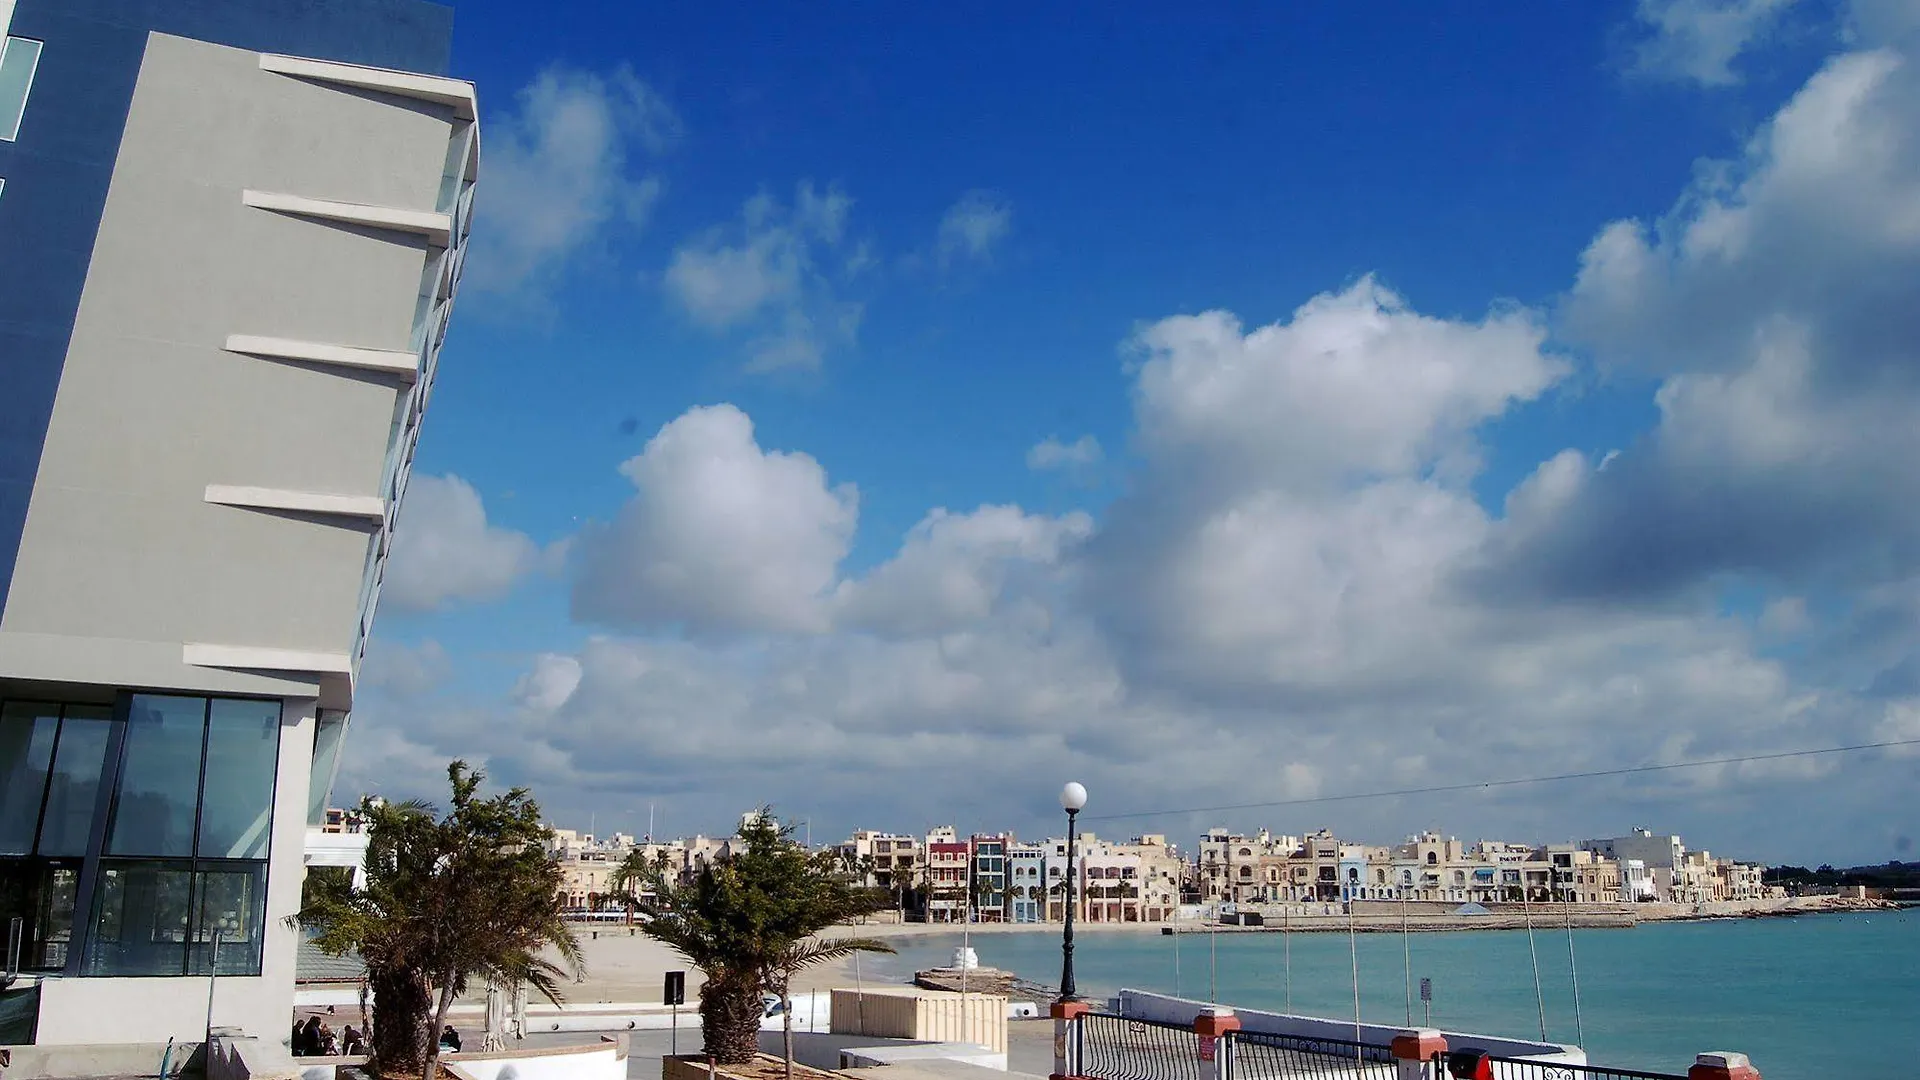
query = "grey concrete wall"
xmin=0 ymin=30 xmax=456 ymax=680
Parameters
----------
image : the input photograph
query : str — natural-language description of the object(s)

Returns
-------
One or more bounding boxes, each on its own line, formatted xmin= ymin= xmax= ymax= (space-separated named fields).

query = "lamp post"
xmin=1058 ymin=781 xmax=1088 ymax=1003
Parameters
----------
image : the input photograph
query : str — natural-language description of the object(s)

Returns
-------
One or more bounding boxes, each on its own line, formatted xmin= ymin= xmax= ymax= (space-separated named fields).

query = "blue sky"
xmin=352 ymin=0 xmax=1920 ymax=865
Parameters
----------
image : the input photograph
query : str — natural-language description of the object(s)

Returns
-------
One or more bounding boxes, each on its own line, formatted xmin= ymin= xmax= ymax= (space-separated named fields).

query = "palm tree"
xmin=638 ymin=811 xmax=893 ymax=1066
xmin=297 ymin=762 xmax=584 ymax=1080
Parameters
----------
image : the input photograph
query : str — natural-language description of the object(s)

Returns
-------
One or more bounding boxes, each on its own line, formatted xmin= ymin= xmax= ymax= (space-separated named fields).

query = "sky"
xmin=348 ymin=0 xmax=1920 ymax=867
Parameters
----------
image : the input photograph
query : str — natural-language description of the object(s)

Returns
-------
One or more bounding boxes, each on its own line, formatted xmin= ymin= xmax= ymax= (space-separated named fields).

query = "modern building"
xmin=969 ymin=834 xmax=1008 ymax=922
xmin=0 ymin=0 xmax=474 ymax=1049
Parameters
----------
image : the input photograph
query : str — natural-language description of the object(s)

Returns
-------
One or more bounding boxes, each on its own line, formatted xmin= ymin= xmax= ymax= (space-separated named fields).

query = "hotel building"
xmin=0 ymin=0 xmax=474 ymax=1048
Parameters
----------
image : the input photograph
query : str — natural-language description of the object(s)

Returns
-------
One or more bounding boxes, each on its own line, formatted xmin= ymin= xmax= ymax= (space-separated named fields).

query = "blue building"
xmin=1008 ymin=843 xmax=1047 ymax=923
xmin=0 ymin=0 xmax=474 ymax=1049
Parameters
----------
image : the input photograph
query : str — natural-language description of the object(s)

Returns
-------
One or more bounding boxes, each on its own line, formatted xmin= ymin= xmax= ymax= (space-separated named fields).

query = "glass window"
xmin=0 ymin=36 xmax=42 ymax=142
xmin=0 ymin=702 xmax=58 ymax=854
xmin=198 ymin=699 xmax=280 ymax=859
xmin=107 ymin=696 xmax=207 ymax=858
xmin=82 ymin=859 xmax=195 ymax=976
xmin=188 ymin=863 xmax=267 ymax=975
xmin=38 ymin=706 xmax=112 ymax=857
xmin=308 ymin=710 xmax=347 ymax=826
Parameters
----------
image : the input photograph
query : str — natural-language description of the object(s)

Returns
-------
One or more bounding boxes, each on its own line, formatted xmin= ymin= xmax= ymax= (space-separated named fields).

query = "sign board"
xmin=1419 ymin=977 xmax=1432 ymax=1003
xmin=1129 ymin=1021 xmax=1148 ymax=1034
xmin=1198 ymin=1036 xmax=1217 ymax=1062
xmin=664 ymin=970 xmax=686 ymax=1006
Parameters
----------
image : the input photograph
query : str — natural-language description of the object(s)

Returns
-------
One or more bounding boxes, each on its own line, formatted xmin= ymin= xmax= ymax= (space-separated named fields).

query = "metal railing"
xmin=1233 ymin=1030 xmax=1400 ymax=1080
xmin=1431 ymin=1050 xmax=1690 ymax=1080
xmin=1080 ymin=1012 xmax=1206 ymax=1080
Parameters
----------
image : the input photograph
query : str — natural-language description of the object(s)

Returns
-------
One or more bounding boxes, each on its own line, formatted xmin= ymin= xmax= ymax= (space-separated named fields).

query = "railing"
xmin=1432 ymin=1050 xmax=1690 ymax=1080
xmin=1080 ymin=1013 xmax=1205 ymax=1080
xmin=1068 ymin=1010 xmax=1707 ymax=1080
xmin=1233 ymin=1030 xmax=1400 ymax=1079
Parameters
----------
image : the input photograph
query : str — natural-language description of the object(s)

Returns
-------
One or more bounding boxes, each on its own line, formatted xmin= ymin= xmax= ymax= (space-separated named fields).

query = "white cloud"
xmin=937 ymin=190 xmax=1013 ymax=265
xmin=835 ymin=505 xmax=1093 ymax=638
xmin=513 ymin=653 xmax=584 ymax=713
xmin=383 ymin=475 xmax=546 ymax=612
xmin=1507 ymin=39 xmax=1920 ymax=600
xmin=665 ymin=182 xmax=864 ymax=372
xmin=1628 ymin=0 xmax=1799 ymax=86
xmin=572 ymin=405 xmax=858 ymax=634
xmin=1026 ymin=435 xmax=1103 ymax=474
xmin=347 ymin=29 xmax=1920 ymax=865
xmin=465 ymin=66 xmax=677 ymax=300
xmin=359 ymin=639 xmax=451 ymax=699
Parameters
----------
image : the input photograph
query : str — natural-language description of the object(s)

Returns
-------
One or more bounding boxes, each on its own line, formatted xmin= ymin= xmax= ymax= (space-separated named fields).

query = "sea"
xmin=855 ymin=911 xmax=1919 ymax=1080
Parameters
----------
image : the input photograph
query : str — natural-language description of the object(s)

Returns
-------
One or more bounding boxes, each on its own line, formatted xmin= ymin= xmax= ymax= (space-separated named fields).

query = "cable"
xmin=1087 ymin=737 xmax=1920 ymax=822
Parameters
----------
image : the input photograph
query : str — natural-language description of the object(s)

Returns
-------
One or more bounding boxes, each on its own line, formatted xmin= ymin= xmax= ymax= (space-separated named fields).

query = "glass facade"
xmin=0 ymin=692 xmax=280 ymax=977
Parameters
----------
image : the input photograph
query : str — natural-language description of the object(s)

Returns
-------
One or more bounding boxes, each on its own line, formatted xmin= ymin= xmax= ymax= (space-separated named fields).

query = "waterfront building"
xmin=1582 ymin=828 xmax=1686 ymax=899
xmin=1114 ymin=834 xmax=1184 ymax=920
xmin=969 ymin=834 xmax=1009 ymax=922
xmin=0 ymin=0 xmax=473 ymax=1048
xmin=1007 ymin=842 xmax=1046 ymax=923
xmin=925 ymin=830 xmax=969 ymax=922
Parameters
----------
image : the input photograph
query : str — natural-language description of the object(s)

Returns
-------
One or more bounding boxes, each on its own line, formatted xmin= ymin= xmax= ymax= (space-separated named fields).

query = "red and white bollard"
xmin=1050 ymin=1000 xmax=1091 ymax=1080
xmin=1689 ymin=1052 xmax=1762 ymax=1080
xmin=1193 ymin=1007 xmax=1241 ymax=1080
xmin=1390 ymin=1028 xmax=1449 ymax=1080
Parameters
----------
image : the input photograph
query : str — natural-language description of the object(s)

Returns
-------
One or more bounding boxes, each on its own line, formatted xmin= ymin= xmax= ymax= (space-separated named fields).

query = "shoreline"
xmin=831 ymin=895 xmax=1895 ymax=939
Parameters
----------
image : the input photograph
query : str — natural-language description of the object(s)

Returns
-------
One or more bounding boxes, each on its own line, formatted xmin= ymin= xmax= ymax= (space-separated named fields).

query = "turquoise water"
xmin=863 ymin=911 xmax=1919 ymax=1080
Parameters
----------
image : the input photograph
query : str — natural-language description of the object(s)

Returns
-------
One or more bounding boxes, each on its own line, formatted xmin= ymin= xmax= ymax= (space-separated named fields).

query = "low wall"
xmin=753 ymin=1031 xmax=1006 ymax=1072
xmin=1110 ymin=989 xmax=1585 ymax=1065
xmin=0 ymin=1041 xmax=200 ymax=1079
xmin=443 ymin=1036 xmax=626 ymax=1080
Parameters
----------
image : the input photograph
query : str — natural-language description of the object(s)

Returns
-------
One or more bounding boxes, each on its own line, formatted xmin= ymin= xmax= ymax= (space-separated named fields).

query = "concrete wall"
xmin=0 ymin=0 xmax=454 ymax=626
xmin=445 ymin=1041 xmax=627 ymax=1080
xmin=0 ymin=30 xmax=452 ymax=686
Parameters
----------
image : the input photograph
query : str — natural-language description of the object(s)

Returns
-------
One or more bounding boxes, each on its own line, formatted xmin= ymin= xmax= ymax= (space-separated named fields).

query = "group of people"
xmin=290 ymin=1012 xmax=460 ymax=1058
xmin=291 ymin=1014 xmax=364 ymax=1057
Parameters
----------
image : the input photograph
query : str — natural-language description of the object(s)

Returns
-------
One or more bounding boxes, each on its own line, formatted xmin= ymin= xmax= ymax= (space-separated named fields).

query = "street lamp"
xmin=1058 ymin=781 xmax=1088 ymax=1003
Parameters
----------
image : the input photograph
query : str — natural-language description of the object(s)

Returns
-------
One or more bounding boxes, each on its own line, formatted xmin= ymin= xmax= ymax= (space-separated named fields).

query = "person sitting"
xmin=439 ymin=1025 xmax=462 ymax=1053
xmin=340 ymin=1024 xmax=366 ymax=1056
xmin=318 ymin=1022 xmax=338 ymax=1056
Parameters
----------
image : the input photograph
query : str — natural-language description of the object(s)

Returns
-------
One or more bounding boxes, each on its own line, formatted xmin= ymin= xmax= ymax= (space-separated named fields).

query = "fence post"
xmin=1051 ymin=1000 xmax=1091 ymax=1080
xmin=1689 ymin=1052 xmax=1761 ymax=1080
xmin=1390 ymin=1028 xmax=1446 ymax=1080
xmin=1193 ymin=1007 xmax=1240 ymax=1080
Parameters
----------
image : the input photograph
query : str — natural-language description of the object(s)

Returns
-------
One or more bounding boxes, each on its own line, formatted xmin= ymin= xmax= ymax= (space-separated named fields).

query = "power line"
xmin=1087 ymin=737 xmax=1920 ymax=822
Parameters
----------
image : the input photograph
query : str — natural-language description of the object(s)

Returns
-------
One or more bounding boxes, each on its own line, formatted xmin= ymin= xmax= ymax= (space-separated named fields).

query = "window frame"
xmin=0 ymin=34 xmax=43 ymax=142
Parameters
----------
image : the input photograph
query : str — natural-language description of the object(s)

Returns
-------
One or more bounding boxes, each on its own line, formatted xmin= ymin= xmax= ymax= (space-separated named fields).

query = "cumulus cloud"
xmin=383 ymin=475 xmax=547 ymax=612
xmin=1027 ymin=435 xmax=1103 ymax=474
xmin=937 ymin=190 xmax=1013 ymax=265
xmin=465 ymin=66 xmax=677 ymax=300
xmin=1503 ymin=39 xmax=1920 ymax=600
xmin=835 ymin=505 xmax=1093 ymax=638
xmin=665 ymin=182 xmax=865 ymax=372
xmin=572 ymin=405 xmax=858 ymax=634
xmin=1627 ymin=0 xmax=1799 ymax=86
xmin=349 ymin=28 xmax=1920 ymax=864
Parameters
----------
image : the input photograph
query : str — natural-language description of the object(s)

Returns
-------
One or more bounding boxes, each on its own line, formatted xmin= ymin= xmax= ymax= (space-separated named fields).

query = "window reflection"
xmin=82 ymin=860 xmax=196 ymax=976
xmin=39 ymin=708 xmax=112 ymax=857
xmin=0 ymin=702 xmax=58 ymax=855
xmin=108 ymin=696 xmax=208 ymax=858
xmin=199 ymin=700 xmax=280 ymax=859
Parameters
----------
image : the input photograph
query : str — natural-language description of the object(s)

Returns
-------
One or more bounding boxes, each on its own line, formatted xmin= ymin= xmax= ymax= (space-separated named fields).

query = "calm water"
xmin=860 ymin=911 xmax=1919 ymax=1080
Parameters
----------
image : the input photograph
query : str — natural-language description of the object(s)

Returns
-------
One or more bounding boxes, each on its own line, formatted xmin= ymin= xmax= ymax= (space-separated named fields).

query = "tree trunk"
xmin=780 ymin=983 xmax=793 ymax=1080
xmin=424 ymin=978 xmax=458 ymax=1080
xmin=699 ymin=968 xmax=764 ymax=1065
xmin=368 ymin=963 xmax=431 ymax=1076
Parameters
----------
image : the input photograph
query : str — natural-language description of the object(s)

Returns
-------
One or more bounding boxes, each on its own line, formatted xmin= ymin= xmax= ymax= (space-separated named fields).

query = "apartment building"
xmin=926 ymin=829 xmax=969 ymax=923
xmin=1007 ymin=843 xmax=1046 ymax=923
xmin=970 ymin=834 xmax=1008 ymax=922
xmin=0 ymin=0 xmax=473 ymax=1049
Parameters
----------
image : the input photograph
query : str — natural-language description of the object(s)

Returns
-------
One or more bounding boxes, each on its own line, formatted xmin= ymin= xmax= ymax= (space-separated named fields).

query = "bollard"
xmin=1391 ymin=1029 xmax=1448 ymax=1080
xmin=1689 ymin=1052 xmax=1761 ymax=1080
xmin=1050 ymin=999 xmax=1091 ymax=1080
xmin=1193 ymin=1007 xmax=1240 ymax=1080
